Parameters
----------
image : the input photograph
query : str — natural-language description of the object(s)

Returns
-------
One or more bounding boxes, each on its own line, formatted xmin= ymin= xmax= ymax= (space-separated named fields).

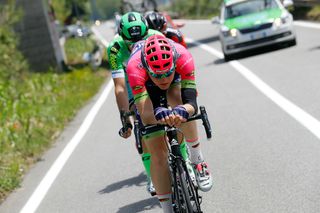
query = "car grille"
xmin=239 ymin=23 xmax=273 ymax=34
xmin=226 ymin=31 xmax=292 ymax=50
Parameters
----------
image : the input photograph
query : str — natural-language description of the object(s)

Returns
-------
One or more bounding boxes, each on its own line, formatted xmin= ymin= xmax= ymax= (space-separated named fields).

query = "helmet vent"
xmin=152 ymin=65 xmax=160 ymax=69
xmin=160 ymin=46 xmax=170 ymax=51
xmin=159 ymin=40 xmax=167 ymax=44
xmin=147 ymin=41 xmax=155 ymax=47
xmin=164 ymin=62 xmax=170 ymax=67
xmin=128 ymin=13 xmax=137 ymax=22
xmin=151 ymin=55 xmax=158 ymax=61
xmin=162 ymin=54 xmax=170 ymax=59
xmin=147 ymin=47 xmax=156 ymax=55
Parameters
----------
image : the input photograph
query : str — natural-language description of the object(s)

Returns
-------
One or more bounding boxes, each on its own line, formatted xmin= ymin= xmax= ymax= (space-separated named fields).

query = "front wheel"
xmin=173 ymin=159 xmax=202 ymax=213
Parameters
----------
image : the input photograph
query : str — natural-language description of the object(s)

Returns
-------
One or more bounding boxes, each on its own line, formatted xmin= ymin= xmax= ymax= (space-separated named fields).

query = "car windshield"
xmin=225 ymin=0 xmax=279 ymax=19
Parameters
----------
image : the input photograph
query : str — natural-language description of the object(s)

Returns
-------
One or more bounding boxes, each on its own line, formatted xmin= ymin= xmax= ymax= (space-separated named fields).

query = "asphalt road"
xmin=1 ymin=20 xmax=320 ymax=213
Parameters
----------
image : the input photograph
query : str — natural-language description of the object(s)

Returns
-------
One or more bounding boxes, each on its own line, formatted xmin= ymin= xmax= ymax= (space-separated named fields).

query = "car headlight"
xmin=221 ymin=27 xmax=238 ymax=37
xmin=274 ymin=18 xmax=282 ymax=27
xmin=230 ymin=29 xmax=237 ymax=37
xmin=274 ymin=15 xmax=291 ymax=27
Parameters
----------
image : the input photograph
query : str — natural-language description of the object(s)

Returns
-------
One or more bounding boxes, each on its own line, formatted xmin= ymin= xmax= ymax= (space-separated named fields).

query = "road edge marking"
xmin=20 ymin=80 xmax=114 ymax=213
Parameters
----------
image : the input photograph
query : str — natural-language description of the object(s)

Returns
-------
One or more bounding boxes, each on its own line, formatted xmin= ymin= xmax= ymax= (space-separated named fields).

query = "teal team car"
xmin=215 ymin=0 xmax=296 ymax=60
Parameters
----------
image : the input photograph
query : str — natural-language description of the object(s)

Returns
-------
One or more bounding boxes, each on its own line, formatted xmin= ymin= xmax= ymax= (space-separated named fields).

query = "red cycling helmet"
xmin=141 ymin=35 xmax=177 ymax=79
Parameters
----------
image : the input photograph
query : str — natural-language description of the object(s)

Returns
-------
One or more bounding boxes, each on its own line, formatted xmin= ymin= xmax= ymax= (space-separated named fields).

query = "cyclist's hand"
xmin=172 ymin=105 xmax=189 ymax=127
xmin=154 ymin=107 xmax=175 ymax=126
xmin=173 ymin=105 xmax=189 ymax=121
xmin=119 ymin=123 xmax=133 ymax=139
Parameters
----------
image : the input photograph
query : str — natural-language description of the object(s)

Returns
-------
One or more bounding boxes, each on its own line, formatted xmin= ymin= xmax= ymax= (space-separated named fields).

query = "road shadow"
xmin=213 ymin=41 xmax=297 ymax=64
xmin=213 ymin=58 xmax=225 ymax=65
xmin=117 ymin=197 xmax=160 ymax=213
xmin=98 ymin=172 xmax=146 ymax=194
xmin=310 ymin=46 xmax=320 ymax=51
xmin=187 ymin=35 xmax=219 ymax=49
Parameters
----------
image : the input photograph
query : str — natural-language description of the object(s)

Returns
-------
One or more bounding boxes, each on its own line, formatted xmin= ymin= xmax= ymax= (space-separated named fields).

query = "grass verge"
xmin=0 ymin=33 xmax=109 ymax=202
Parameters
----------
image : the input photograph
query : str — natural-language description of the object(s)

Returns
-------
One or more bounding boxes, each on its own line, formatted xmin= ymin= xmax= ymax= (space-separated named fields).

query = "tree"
xmin=51 ymin=0 xmax=91 ymax=24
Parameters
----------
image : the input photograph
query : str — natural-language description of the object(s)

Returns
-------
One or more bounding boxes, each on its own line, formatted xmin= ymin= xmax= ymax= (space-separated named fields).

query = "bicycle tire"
xmin=173 ymin=159 xmax=202 ymax=213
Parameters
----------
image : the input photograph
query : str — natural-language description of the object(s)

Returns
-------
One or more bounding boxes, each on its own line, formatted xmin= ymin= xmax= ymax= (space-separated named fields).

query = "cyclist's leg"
xmin=167 ymin=78 xmax=201 ymax=159
xmin=128 ymin=81 xmax=155 ymax=195
xmin=182 ymin=121 xmax=213 ymax=192
xmin=142 ymin=128 xmax=173 ymax=213
xmin=167 ymin=80 xmax=213 ymax=192
xmin=142 ymin=82 xmax=174 ymax=212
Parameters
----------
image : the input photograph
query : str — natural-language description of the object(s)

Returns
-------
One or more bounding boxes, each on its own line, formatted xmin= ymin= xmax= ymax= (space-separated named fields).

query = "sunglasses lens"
xmin=151 ymin=66 xmax=174 ymax=79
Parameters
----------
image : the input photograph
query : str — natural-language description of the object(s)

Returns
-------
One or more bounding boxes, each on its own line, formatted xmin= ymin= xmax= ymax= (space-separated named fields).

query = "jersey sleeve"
xmin=126 ymin=52 xmax=149 ymax=103
xmin=175 ymin=44 xmax=196 ymax=90
xmin=175 ymin=43 xmax=198 ymax=113
xmin=107 ymin=40 xmax=125 ymax=79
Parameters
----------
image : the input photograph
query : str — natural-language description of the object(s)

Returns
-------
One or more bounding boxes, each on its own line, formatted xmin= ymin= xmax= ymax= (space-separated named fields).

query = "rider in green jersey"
xmin=107 ymin=12 xmax=162 ymax=196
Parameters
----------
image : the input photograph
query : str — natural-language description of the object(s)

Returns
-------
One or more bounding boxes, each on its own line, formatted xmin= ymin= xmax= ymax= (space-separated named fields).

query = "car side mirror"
xmin=283 ymin=0 xmax=294 ymax=8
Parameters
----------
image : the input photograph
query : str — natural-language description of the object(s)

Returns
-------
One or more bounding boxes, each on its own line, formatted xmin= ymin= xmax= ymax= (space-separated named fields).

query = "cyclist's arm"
xmin=135 ymin=94 xmax=157 ymax=125
xmin=107 ymin=41 xmax=130 ymax=113
xmin=175 ymin=44 xmax=198 ymax=115
xmin=114 ymin=78 xmax=130 ymax=112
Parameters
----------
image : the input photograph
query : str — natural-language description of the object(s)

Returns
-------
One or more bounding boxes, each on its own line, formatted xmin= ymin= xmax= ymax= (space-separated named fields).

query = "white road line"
xmin=294 ymin=21 xmax=320 ymax=29
xmin=186 ymin=38 xmax=320 ymax=140
xmin=20 ymin=80 xmax=114 ymax=213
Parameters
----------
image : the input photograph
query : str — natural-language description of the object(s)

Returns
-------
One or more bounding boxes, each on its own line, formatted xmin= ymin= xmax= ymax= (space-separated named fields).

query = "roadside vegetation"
xmin=0 ymin=1 xmax=107 ymax=202
xmin=64 ymin=37 xmax=96 ymax=65
xmin=292 ymin=5 xmax=320 ymax=21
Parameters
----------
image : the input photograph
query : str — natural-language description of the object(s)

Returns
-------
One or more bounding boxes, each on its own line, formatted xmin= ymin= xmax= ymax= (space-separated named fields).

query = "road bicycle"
xmin=140 ymin=106 xmax=212 ymax=212
xmin=120 ymin=0 xmax=158 ymax=14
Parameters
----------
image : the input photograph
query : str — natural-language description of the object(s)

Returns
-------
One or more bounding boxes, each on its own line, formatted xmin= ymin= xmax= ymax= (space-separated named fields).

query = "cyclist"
xmin=127 ymin=35 xmax=213 ymax=212
xmin=107 ymin=12 xmax=190 ymax=196
xmin=144 ymin=11 xmax=198 ymax=180
xmin=107 ymin=11 xmax=161 ymax=196
xmin=144 ymin=11 xmax=187 ymax=48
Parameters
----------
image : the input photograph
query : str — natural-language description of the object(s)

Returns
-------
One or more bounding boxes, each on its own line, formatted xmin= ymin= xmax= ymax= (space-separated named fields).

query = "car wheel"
xmin=288 ymin=38 xmax=297 ymax=46
xmin=224 ymin=53 xmax=235 ymax=62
